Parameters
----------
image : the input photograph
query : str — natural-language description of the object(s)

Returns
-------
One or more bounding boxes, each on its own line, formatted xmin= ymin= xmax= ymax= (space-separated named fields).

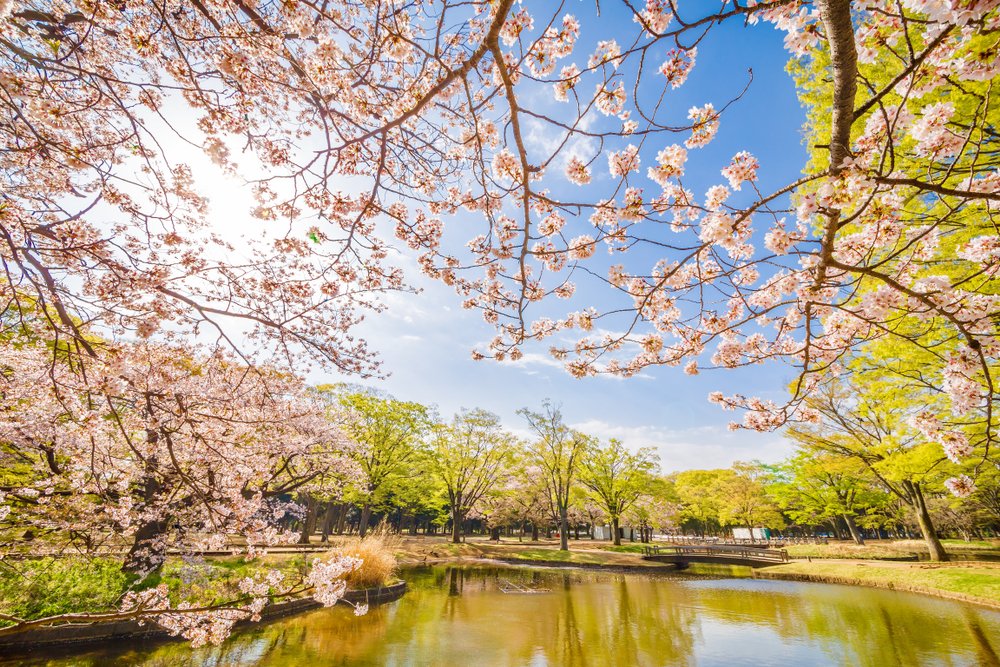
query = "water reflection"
xmin=5 ymin=565 xmax=999 ymax=666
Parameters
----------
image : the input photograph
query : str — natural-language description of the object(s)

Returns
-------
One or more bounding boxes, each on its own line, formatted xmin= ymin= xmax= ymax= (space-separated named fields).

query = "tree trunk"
xmin=335 ymin=503 xmax=348 ymax=535
xmin=612 ymin=516 xmax=621 ymax=546
xmin=123 ymin=433 xmax=169 ymax=575
xmin=298 ymin=494 xmax=318 ymax=544
xmin=123 ymin=517 xmax=169 ymax=575
xmin=559 ymin=508 xmax=569 ymax=551
xmin=843 ymin=513 xmax=865 ymax=545
xmin=320 ymin=503 xmax=337 ymax=542
xmin=829 ymin=519 xmax=844 ymax=541
xmin=359 ymin=503 xmax=372 ymax=538
xmin=451 ymin=509 xmax=464 ymax=544
xmin=913 ymin=486 xmax=949 ymax=562
xmin=531 ymin=523 xmax=539 ymax=541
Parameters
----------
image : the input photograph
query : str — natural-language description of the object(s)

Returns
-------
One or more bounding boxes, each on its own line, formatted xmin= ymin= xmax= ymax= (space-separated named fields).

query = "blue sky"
xmin=315 ymin=9 xmax=812 ymax=472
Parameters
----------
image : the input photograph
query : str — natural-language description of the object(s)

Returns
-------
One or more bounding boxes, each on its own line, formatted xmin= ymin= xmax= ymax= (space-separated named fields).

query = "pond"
xmin=7 ymin=564 xmax=1000 ymax=666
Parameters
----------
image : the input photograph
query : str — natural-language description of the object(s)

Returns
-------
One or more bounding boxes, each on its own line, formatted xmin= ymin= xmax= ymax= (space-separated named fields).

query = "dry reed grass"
xmin=333 ymin=523 xmax=400 ymax=588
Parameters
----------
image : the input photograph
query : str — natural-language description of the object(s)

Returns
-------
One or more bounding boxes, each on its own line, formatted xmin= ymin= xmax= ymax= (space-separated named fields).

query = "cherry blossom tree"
xmin=4 ymin=1 xmax=997 ymax=490
xmin=0 ymin=336 xmax=368 ymax=640
xmin=1 ymin=335 xmax=359 ymax=561
xmin=0 ymin=2 xmax=409 ymax=376
xmin=2 ymin=1 xmax=999 ymax=638
xmin=407 ymin=0 xmax=998 ymax=495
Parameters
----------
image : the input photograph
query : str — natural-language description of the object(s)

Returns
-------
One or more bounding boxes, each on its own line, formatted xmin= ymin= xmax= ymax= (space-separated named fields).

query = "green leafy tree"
xmin=518 ymin=402 xmax=590 ymax=551
xmin=772 ymin=451 xmax=887 ymax=544
xmin=673 ymin=470 xmax=727 ymax=537
xmin=331 ymin=387 xmax=433 ymax=537
xmin=578 ymin=439 xmax=658 ymax=546
xmin=713 ymin=462 xmax=784 ymax=541
xmin=788 ymin=26 xmax=1000 ymax=484
xmin=430 ymin=409 xmax=516 ymax=543
xmin=788 ymin=375 xmax=957 ymax=561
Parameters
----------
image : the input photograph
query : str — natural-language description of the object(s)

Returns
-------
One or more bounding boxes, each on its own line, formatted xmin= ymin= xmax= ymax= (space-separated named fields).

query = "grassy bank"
xmin=0 ymin=554 xmax=314 ymax=625
xmin=394 ymin=537 xmax=668 ymax=568
xmin=784 ymin=543 xmax=919 ymax=560
xmin=784 ymin=539 xmax=1000 ymax=561
xmin=0 ymin=533 xmax=400 ymax=627
xmin=756 ymin=560 xmax=1000 ymax=609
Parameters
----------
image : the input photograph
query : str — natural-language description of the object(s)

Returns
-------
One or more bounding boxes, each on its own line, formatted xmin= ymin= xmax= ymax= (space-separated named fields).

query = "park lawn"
xmin=784 ymin=543 xmax=919 ymax=560
xmin=938 ymin=539 xmax=1000 ymax=551
xmin=394 ymin=537 xmax=663 ymax=567
xmin=785 ymin=539 xmax=1000 ymax=561
xmin=466 ymin=542 xmax=657 ymax=566
xmin=757 ymin=561 xmax=1000 ymax=608
xmin=476 ymin=545 xmax=614 ymax=564
xmin=601 ymin=544 xmax=648 ymax=554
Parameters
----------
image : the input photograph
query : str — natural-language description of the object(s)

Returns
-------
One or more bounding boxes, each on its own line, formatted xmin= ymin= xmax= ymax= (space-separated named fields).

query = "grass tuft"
xmin=333 ymin=525 xmax=399 ymax=589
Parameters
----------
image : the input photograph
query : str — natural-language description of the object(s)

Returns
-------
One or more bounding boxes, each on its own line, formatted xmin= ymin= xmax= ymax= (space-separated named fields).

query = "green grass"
xmin=784 ymin=539 xmax=1000 ymax=561
xmin=395 ymin=537 xmax=673 ymax=568
xmin=602 ymin=544 xmax=647 ymax=554
xmin=760 ymin=561 xmax=1000 ymax=607
xmin=784 ymin=543 xmax=918 ymax=560
xmin=0 ymin=557 xmax=132 ymax=624
xmin=154 ymin=555 xmax=310 ymax=607
xmin=0 ymin=554 xmax=312 ymax=626
xmin=481 ymin=546 xmax=606 ymax=564
xmin=939 ymin=539 xmax=1000 ymax=552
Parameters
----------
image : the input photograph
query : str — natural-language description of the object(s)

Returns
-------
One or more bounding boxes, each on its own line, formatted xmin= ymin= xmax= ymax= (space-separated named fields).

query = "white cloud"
xmin=568 ymin=419 xmax=794 ymax=472
xmin=501 ymin=352 xmax=565 ymax=370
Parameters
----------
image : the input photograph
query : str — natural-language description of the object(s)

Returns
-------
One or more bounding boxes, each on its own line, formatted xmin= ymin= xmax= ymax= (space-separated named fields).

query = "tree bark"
xmin=813 ymin=0 xmax=859 ymax=286
xmin=335 ymin=502 xmax=348 ymax=535
xmin=123 ymin=432 xmax=169 ymax=575
xmin=123 ymin=517 xmax=169 ymax=575
xmin=559 ymin=508 xmax=569 ymax=551
xmin=451 ymin=509 xmax=464 ymax=544
xmin=912 ymin=485 xmax=949 ymax=562
xmin=612 ymin=516 xmax=621 ymax=546
xmin=816 ymin=0 xmax=858 ymax=170
xmin=298 ymin=494 xmax=318 ymax=544
xmin=359 ymin=502 xmax=372 ymax=538
xmin=320 ymin=502 xmax=336 ymax=542
xmin=830 ymin=518 xmax=844 ymax=541
xmin=843 ymin=513 xmax=865 ymax=545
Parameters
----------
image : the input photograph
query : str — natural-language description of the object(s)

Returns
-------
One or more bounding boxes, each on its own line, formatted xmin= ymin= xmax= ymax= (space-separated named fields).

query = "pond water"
xmin=7 ymin=564 xmax=1000 ymax=666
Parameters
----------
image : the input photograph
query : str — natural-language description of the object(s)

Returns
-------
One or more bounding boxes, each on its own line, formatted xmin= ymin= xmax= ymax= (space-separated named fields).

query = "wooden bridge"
xmin=642 ymin=544 xmax=790 ymax=568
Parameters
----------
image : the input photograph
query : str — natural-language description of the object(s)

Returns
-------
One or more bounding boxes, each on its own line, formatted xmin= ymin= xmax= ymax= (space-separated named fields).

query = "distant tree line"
xmin=293 ymin=384 xmax=1000 ymax=561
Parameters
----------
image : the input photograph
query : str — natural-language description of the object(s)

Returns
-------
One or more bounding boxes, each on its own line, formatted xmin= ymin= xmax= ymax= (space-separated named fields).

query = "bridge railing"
xmin=642 ymin=544 xmax=789 ymax=563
